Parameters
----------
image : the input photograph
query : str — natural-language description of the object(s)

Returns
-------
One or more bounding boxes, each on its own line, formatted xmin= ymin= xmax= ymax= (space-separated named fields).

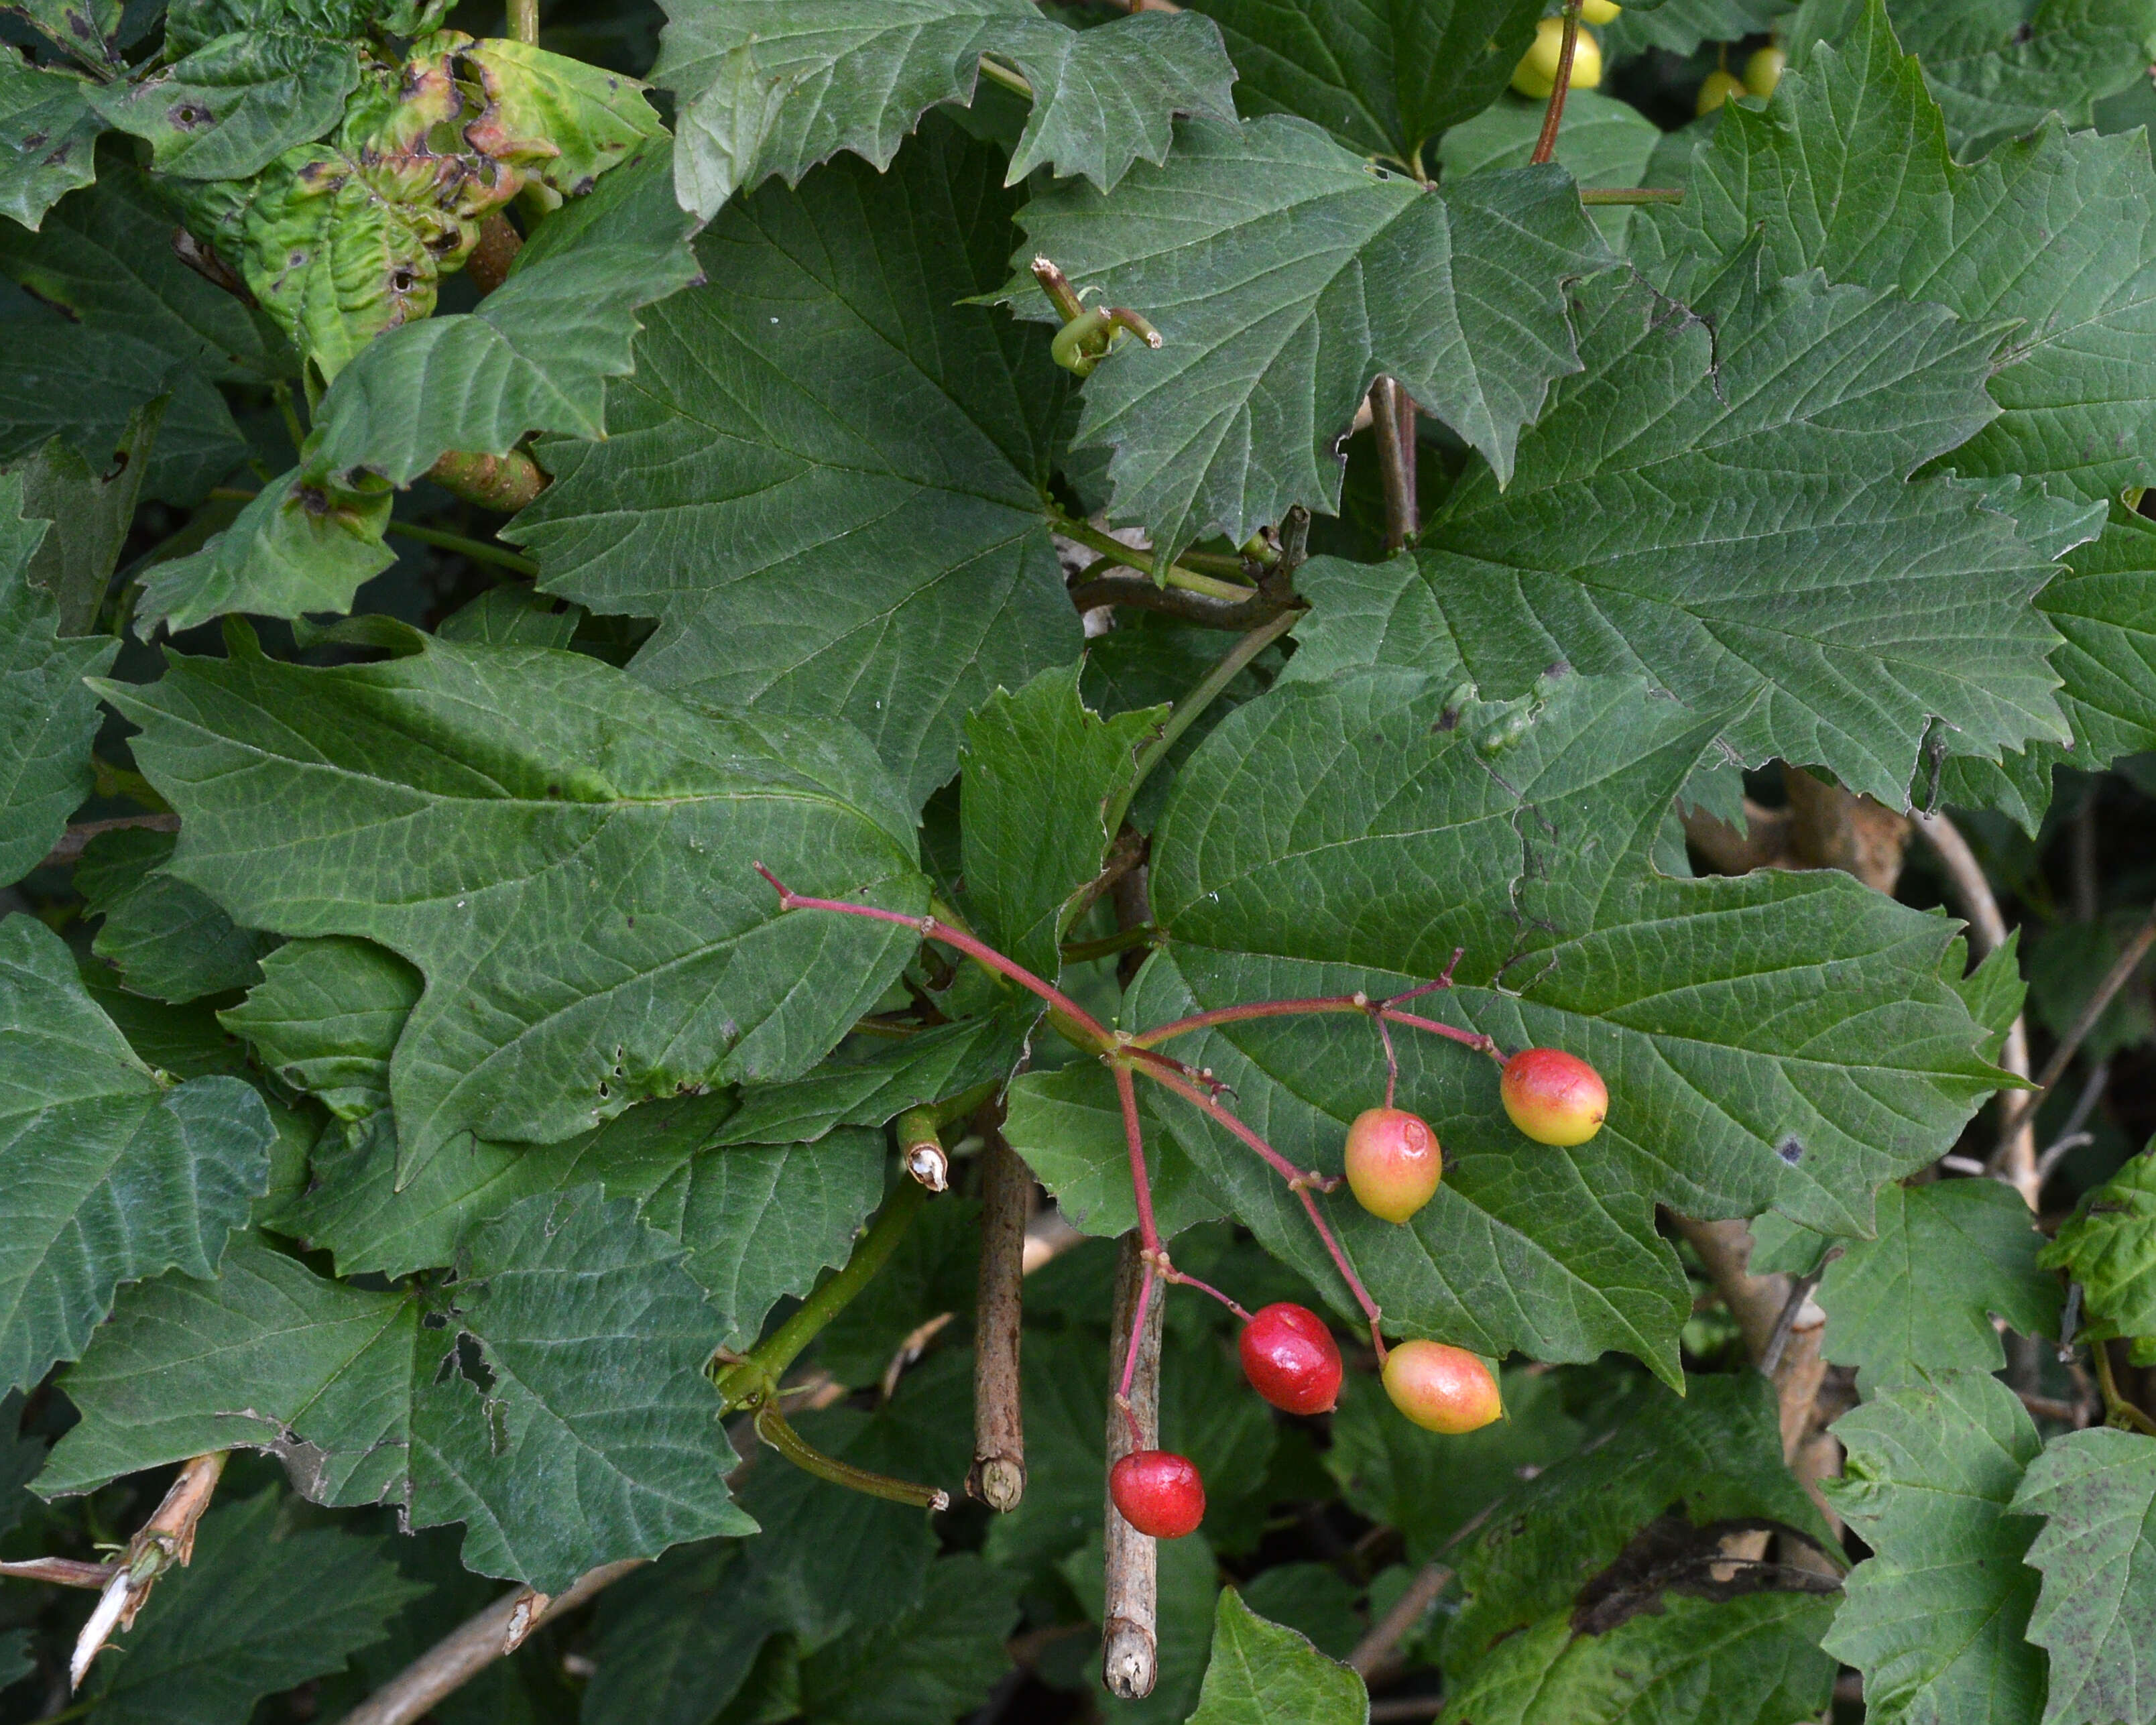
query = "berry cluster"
xmin=1109 ymin=1046 xmax=1608 ymax=1537
xmin=752 ymin=868 xmax=1610 ymax=1543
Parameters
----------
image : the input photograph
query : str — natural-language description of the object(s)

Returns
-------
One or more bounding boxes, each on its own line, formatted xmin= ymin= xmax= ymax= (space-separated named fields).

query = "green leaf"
xmin=0 ymin=474 xmax=117 ymax=885
xmin=2041 ymin=1145 xmax=2156 ymax=1348
xmin=1002 ymin=1060 xmax=1223 ymax=1240
xmin=312 ymin=141 xmax=697 ymax=491
xmin=1445 ymin=1374 xmax=1835 ymax=1665
xmin=1 ymin=0 xmax=125 ymax=72
xmin=1807 ymin=0 xmax=2156 ymax=156
xmin=85 ymin=32 xmax=362 ymax=180
xmin=44 ymin=1205 xmax=758 ymax=1591
xmin=1822 ymin=1368 xmax=2046 ymax=1725
xmin=76 ymin=825 xmax=275 ymax=1003
xmin=1601 ymin=0 xmax=1796 ymax=56
xmin=798 ymin=1552 xmax=1020 ymax=1724
xmin=1661 ymin=0 xmax=2156 ymax=512
xmin=0 ymin=56 xmax=104 ymax=231
xmin=990 ymin=11 xmax=1239 ymax=192
xmin=1187 ymin=1587 xmax=1367 ymax=1725
xmin=0 ymin=914 xmax=273 ymax=1392
xmin=100 ymin=626 xmax=926 ymax=1184
xmin=218 ymin=935 xmax=421 ymax=1121
xmin=1325 ymin=1366 xmax=1583 ymax=1563
xmin=1183 ymin=0 xmax=1544 ymax=164
xmin=279 ymin=1102 xmax=884 ymax=1354
xmin=435 ymin=585 xmax=579 ymax=648
xmin=656 ymin=0 xmax=1237 ymax=219
xmin=1817 ymin=1178 xmax=2062 ymax=1390
xmin=131 ymin=460 xmax=393 ymax=635
xmin=459 ymin=37 xmax=664 ymax=196
xmin=1289 ymin=260 xmax=2063 ymax=808
xmin=1236 ymin=1564 xmax=1364 ymax=1662
xmin=585 ymin=1543 xmax=784 ymax=1725
xmin=514 ymin=120 xmax=1080 ymax=811
xmin=1437 ymin=88 xmax=1664 ymax=245
xmin=1137 ymin=670 xmax=2000 ymax=1375
xmin=7 ymin=402 xmax=164 ymax=635
xmin=1008 ymin=116 xmax=1611 ymax=563
xmin=2010 ymin=1426 xmax=2156 ymax=1725
xmin=1437 ymin=1592 xmax=1837 ymax=1725
xmin=88 ymin=1487 xmax=426 ymax=1725
xmin=961 ymin=662 xmax=1162 ymax=979
xmin=0 ymin=306 xmax=247 ymax=505
xmin=713 ymin=1006 xmax=1034 ymax=1148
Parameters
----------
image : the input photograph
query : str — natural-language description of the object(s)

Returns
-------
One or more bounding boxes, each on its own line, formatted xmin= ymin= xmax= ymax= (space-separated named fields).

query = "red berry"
xmin=1239 ymin=1303 xmax=1343 ymax=1415
xmin=1109 ymin=1449 xmax=1206 ymax=1538
xmin=1381 ymin=1340 xmax=1502 ymax=1434
xmin=1500 ymin=1048 xmax=1608 ymax=1146
xmin=1343 ymin=1106 xmax=1442 ymax=1222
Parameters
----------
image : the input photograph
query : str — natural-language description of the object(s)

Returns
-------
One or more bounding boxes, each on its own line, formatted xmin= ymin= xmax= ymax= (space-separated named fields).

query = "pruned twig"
xmin=967 ymin=1126 xmax=1030 ymax=1512
xmin=73 ymin=1451 xmax=228 ymax=1689
xmin=1103 ymin=1233 xmax=1164 ymax=1701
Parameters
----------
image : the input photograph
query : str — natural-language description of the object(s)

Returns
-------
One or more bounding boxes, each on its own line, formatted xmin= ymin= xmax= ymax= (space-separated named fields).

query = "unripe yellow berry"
xmin=1696 ymin=68 xmax=1745 ymax=115
xmin=1581 ymin=0 xmax=1621 ymax=22
xmin=1743 ymin=44 xmax=1785 ymax=99
xmin=1512 ymin=17 xmax=1604 ymax=99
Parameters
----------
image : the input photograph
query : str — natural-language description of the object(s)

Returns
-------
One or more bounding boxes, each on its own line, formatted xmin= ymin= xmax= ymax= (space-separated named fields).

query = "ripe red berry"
xmin=1239 ymin=1303 xmax=1343 ymax=1415
xmin=1500 ymin=1048 xmax=1608 ymax=1146
xmin=1343 ymin=1106 xmax=1442 ymax=1222
xmin=1109 ymin=1449 xmax=1206 ymax=1538
xmin=1381 ymin=1340 xmax=1502 ymax=1434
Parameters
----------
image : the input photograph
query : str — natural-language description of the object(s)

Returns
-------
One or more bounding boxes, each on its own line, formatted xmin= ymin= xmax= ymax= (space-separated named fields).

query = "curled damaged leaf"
xmin=133 ymin=461 xmax=392 ymax=636
xmin=458 ymin=36 xmax=665 ymax=196
xmin=176 ymin=31 xmax=656 ymax=380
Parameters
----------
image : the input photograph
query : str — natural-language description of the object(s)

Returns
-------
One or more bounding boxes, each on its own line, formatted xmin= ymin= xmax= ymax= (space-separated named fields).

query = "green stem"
xmin=383 ymin=520 xmax=540 ymax=575
xmin=2091 ymin=1334 xmax=2156 ymax=1435
xmin=715 ymin=1179 xmax=928 ymax=1408
xmin=1061 ymin=925 xmax=1157 ymax=964
xmin=211 ymin=489 xmax=539 ymax=575
xmin=754 ymin=1404 xmax=949 ymax=1510
xmin=1103 ymin=605 xmax=1300 ymax=839
xmin=271 ymin=381 xmax=306 ymax=455
xmin=1051 ymin=511 xmax=1247 ymax=595
xmin=507 ymin=0 xmax=538 ymax=43
xmin=975 ymin=52 xmax=1033 ymax=99
xmin=1579 ymin=188 xmax=1685 ymax=205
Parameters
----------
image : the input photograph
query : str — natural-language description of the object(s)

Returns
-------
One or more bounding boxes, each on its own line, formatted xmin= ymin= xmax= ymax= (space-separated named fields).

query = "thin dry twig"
xmin=2031 ymin=907 xmax=2156 ymax=1099
xmin=72 ymin=1451 xmax=228 ymax=1689
xmin=0 ymin=1557 xmax=117 ymax=1589
xmin=1102 ymin=1233 xmax=1164 ymax=1701
xmin=1912 ymin=810 xmax=2039 ymax=1206
xmin=967 ymin=1126 xmax=1030 ymax=1512
xmin=1345 ymin=1500 xmax=1501 ymax=1681
xmin=336 ymin=1560 xmax=644 ymax=1725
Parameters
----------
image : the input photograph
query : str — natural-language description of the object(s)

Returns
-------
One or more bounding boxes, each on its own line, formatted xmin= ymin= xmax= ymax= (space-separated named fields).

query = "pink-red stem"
xmin=1129 ymin=995 xmax=1502 ymax=1065
xmin=754 ymin=865 xmax=1115 ymax=1047
xmin=1140 ymin=1063 xmax=1388 ymax=1362
xmin=1529 ymin=0 xmax=1583 ymax=166
xmin=1113 ymin=1063 xmax=1162 ymax=1413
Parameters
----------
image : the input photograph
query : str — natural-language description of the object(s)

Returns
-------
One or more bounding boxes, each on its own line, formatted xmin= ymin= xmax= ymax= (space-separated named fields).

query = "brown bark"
xmin=967 ymin=1128 xmax=1030 ymax=1511
xmin=1102 ymin=1234 xmax=1164 ymax=1700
